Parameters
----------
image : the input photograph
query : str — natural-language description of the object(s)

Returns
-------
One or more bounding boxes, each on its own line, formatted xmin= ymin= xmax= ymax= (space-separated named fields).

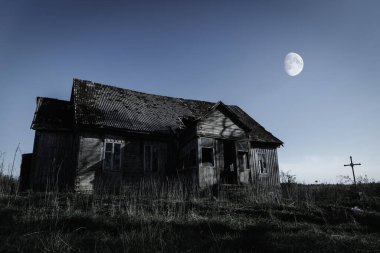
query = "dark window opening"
xmin=258 ymin=153 xmax=267 ymax=174
xmin=236 ymin=141 xmax=249 ymax=152
xmin=103 ymin=141 xmax=122 ymax=171
xmin=202 ymin=147 xmax=214 ymax=167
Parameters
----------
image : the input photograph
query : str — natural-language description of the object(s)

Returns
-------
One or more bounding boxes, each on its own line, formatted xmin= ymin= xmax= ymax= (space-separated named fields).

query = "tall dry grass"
xmin=0 ymin=150 xmax=379 ymax=252
xmin=0 ymin=175 xmax=379 ymax=252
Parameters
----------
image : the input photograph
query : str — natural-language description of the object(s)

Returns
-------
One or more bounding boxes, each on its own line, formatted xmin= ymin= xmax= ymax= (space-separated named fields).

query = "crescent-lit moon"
xmin=284 ymin=52 xmax=304 ymax=76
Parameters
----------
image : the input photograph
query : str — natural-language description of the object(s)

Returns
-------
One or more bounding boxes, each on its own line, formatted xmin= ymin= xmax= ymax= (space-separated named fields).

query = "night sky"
xmin=1 ymin=0 xmax=379 ymax=183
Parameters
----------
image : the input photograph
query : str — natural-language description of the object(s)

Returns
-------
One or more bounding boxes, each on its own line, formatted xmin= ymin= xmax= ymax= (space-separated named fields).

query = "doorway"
xmin=221 ymin=140 xmax=237 ymax=184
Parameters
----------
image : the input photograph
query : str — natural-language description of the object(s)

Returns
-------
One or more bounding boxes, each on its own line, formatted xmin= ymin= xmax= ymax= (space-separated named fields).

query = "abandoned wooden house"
xmin=19 ymin=78 xmax=283 ymax=193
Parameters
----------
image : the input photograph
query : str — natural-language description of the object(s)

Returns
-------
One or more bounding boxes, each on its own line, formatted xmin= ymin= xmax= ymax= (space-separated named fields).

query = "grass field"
xmin=0 ymin=176 xmax=379 ymax=253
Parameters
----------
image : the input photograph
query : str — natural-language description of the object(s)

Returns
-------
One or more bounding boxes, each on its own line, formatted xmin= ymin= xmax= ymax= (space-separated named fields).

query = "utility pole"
xmin=344 ymin=156 xmax=361 ymax=185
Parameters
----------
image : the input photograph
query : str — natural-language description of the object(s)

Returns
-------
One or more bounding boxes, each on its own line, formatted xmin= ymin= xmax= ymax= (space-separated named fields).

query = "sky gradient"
xmin=1 ymin=0 xmax=379 ymax=183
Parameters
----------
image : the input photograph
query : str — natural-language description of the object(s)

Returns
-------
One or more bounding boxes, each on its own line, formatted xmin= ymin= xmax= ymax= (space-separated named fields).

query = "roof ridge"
xmin=73 ymin=78 xmax=217 ymax=105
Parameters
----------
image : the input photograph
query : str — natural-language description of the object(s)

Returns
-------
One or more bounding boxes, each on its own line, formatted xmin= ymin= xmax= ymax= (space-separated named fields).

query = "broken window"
xmin=236 ymin=141 xmax=249 ymax=152
xmin=202 ymin=147 xmax=214 ymax=166
xmin=238 ymin=151 xmax=249 ymax=172
xmin=237 ymin=141 xmax=249 ymax=172
xmin=200 ymin=137 xmax=214 ymax=167
xmin=258 ymin=153 xmax=267 ymax=174
xmin=103 ymin=140 xmax=122 ymax=171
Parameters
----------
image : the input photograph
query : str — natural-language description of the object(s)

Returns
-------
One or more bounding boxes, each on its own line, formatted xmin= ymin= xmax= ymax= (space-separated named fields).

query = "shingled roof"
xmin=31 ymin=79 xmax=282 ymax=145
xmin=71 ymin=79 xmax=283 ymax=145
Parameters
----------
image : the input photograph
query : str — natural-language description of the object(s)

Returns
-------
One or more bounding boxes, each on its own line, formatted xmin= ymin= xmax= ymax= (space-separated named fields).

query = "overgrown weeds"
xmin=0 ymin=177 xmax=379 ymax=252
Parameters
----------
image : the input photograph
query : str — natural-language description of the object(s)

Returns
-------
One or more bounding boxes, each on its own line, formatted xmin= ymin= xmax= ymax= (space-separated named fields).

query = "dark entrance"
xmin=221 ymin=140 xmax=237 ymax=184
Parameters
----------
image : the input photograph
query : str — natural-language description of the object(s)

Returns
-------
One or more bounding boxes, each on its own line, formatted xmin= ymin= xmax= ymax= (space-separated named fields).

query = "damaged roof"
xmin=32 ymin=78 xmax=283 ymax=145
xmin=71 ymin=79 xmax=213 ymax=135
xmin=31 ymin=97 xmax=74 ymax=130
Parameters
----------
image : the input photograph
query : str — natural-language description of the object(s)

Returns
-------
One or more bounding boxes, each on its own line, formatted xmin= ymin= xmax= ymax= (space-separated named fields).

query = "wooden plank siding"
xmin=195 ymin=107 xmax=281 ymax=192
xmin=30 ymin=130 xmax=76 ymax=191
xmin=197 ymin=109 xmax=240 ymax=188
xmin=75 ymin=132 xmax=103 ymax=192
xmin=197 ymin=109 xmax=247 ymax=139
xmin=198 ymin=137 xmax=217 ymax=188
xmin=250 ymin=147 xmax=280 ymax=190
xmin=75 ymin=131 xmax=170 ymax=192
xmin=122 ymin=140 xmax=168 ymax=184
xmin=196 ymin=109 xmax=249 ymax=188
xmin=177 ymin=138 xmax=198 ymax=185
xmin=25 ymin=79 xmax=284 ymax=197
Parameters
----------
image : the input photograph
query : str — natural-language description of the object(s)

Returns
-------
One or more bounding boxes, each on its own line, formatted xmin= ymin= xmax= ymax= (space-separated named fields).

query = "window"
xmin=144 ymin=145 xmax=159 ymax=172
xmin=238 ymin=151 xmax=249 ymax=172
xmin=236 ymin=141 xmax=249 ymax=152
xmin=103 ymin=140 xmax=122 ymax=171
xmin=200 ymin=137 xmax=214 ymax=167
xmin=258 ymin=153 xmax=267 ymax=174
xmin=202 ymin=147 xmax=214 ymax=166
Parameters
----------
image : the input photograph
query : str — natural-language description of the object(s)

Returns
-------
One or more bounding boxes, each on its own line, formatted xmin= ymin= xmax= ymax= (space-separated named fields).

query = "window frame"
xmin=201 ymin=147 xmax=214 ymax=167
xmin=237 ymin=151 xmax=249 ymax=172
xmin=103 ymin=139 xmax=123 ymax=172
xmin=258 ymin=152 xmax=268 ymax=174
xmin=237 ymin=141 xmax=250 ymax=172
xmin=200 ymin=137 xmax=215 ymax=167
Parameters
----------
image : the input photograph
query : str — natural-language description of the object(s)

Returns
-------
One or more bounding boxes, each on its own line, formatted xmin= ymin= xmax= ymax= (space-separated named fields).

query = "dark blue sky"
xmin=1 ymin=0 xmax=379 ymax=182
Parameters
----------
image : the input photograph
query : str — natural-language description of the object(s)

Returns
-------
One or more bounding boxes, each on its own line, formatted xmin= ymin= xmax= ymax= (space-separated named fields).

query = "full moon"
xmin=284 ymin=52 xmax=304 ymax=76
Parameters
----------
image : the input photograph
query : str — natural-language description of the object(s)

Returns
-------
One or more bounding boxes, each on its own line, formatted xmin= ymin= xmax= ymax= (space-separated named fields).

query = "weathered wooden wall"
xmin=122 ymin=140 xmax=168 ymax=184
xmin=30 ymin=130 xmax=76 ymax=191
xmin=197 ymin=135 xmax=280 ymax=191
xmin=123 ymin=140 xmax=142 ymax=177
xmin=75 ymin=131 xmax=169 ymax=192
xmin=198 ymin=137 xmax=219 ymax=188
xmin=178 ymin=138 xmax=198 ymax=185
xmin=75 ymin=132 xmax=103 ymax=192
xmin=250 ymin=147 xmax=280 ymax=189
xmin=32 ymin=125 xmax=280 ymax=193
xmin=196 ymin=109 xmax=247 ymax=188
xmin=197 ymin=109 xmax=247 ymax=139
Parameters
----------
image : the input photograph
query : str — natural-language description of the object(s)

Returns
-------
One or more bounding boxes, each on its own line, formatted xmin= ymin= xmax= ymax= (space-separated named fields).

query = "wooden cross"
xmin=344 ymin=156 xmax=361 ymax=185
